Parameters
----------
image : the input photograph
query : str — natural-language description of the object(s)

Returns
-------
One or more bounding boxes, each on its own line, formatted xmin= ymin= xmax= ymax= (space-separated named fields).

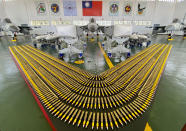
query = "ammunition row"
xmin=25 ymin=45 xmax=93 ymax=79
xmin=26 ymin=44 xmax=157 ymax=83
xmin=103 ymin=44 xmax=162 ymax=83
xmin=18 ymin=45 xmax=164 ymax=98
xmin=100 ymin=44 xmax=157 ymax=77
xmin=12 ymin=45 xmax=166 ymax=111
xmin=9 ymin=44 xmax=172 ymax=130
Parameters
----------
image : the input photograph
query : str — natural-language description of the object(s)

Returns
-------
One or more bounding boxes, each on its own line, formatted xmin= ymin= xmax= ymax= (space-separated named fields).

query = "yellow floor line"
xmin=144 ymin=122 xmax=152 ymax=131
xmin=98 ymin=42 xmax=114 ymax=69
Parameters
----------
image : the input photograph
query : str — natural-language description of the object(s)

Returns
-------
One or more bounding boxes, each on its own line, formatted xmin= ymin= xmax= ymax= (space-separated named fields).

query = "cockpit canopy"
xmin=90 ymin=18 xmax=95 ymax=23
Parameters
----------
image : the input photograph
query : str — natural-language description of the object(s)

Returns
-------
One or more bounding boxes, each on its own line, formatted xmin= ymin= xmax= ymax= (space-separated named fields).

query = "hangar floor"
xmin=0 ymin=35 xmax=185 ymax=131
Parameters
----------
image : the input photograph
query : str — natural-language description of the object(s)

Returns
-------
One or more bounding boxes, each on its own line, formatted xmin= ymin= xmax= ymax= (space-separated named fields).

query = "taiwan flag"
xmin=82 ymin=1 xmax=102 ymax=16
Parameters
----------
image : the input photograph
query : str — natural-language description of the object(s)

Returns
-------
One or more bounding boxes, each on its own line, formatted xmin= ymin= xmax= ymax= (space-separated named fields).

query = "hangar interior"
xmin=0 ymin=0 xmax=186 ymax=131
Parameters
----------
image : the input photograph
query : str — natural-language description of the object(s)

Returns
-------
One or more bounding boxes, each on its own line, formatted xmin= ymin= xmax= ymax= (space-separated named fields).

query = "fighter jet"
xmin=107 ymin=45 xmax=131 ymax=62
xmin=104 ymin=24 xmax=150 ymax=48
xmin=112 ymin=37 xmax=129 ymax=45
xmin=79 ymin=18 xmax=105 ymax=34
xmin=165 ymin=18 xmax=185 ymax=31
xmin=108 ymin=45 xmax=130 ymax=54
xmin=153 ymin=18 xmax=186 ymax=34
xmin=59 ymin=45 xmax=83 ymax=56
xmin=35 ymin=34 xmax=49 ymax=42
xmin=0 ymin=18 xmax=32 ymax=35
xmin=19 ymin=24 xmax=32 ymax=35
xmin=129 ymin=33 xmax=148 ymax=41
xmin=34 ymin=33 xmax=64 ymax=49
xmin=1 ymin=18 xmax=20 ymax=33
xmin=58 ymin=44 xmax=83 ymax=62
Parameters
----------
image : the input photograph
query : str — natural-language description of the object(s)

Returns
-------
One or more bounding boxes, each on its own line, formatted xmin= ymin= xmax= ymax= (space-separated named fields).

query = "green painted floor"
xmin=0 ymin=35 xmax=186 ymax=131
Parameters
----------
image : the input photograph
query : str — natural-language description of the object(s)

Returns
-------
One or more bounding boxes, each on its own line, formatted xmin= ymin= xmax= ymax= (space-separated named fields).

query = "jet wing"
xmin=70 ymin=46 xmax=82 ymax=54
xmin=18 ymin=26 xmax=32 ymax=35
xmin=63 ymin=38 xmax=78 ymax=45
xmin=98 ymin=26 xmax=105 ymax=33
xmin=109 ymin=45 xmax=130 ymax=54
xmin=165 ymin=23 xmax=183 ymax=31
xmin=7 ymin=24 xmax=20 ymax=32
xmin=79 ymin=25 xmax=88 ymax=32
xmin=153 ymin=26 xmax=166 ymax=33
xmin=35 ymin=35 xmax=48 ymax=40
xmin=59 ymin=46 xmax=82 ymax=55
xmin=98 ymin=26 xmax=113 ymax=33
xmin=45 ymin=34 xmax=62 ymax=41
xmin=112 ymin=37 xmax=129 ymax=44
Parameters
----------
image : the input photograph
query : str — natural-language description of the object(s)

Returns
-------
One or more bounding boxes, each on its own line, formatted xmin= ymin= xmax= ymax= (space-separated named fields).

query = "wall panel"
xmin=0 ymin=0 xmax=6 ymax=18
xmin=1 ymin=0 xmax=185 ymax=31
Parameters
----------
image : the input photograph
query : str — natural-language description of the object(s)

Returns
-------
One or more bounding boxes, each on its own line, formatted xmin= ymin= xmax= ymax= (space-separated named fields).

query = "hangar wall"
xmin=1 ymin=0 xmax=186 ymax=33
xmin=152 ymin=1 xmax=176 ymax=25
xmin=3 ymin=0 xmax=29 ymax=24
xmin=2 ymin=0 xmax=156 ymax=24
xmin=0 ymin=0 xmax=6 ymax=18
xmin=173 ymin=0 xmax=186 ymax=22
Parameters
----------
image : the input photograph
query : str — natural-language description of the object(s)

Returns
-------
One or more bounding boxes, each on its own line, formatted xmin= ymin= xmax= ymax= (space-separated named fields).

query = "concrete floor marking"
xmin=144 ymin=122 xmax=152 ymax=131
xmin=98 ymin=42 xmax=114 ymax=69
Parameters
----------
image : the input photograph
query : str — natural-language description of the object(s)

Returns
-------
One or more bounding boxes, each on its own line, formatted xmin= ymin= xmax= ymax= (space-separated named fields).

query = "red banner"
xmin=82 ymin=1 xmax=102 ymax=16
